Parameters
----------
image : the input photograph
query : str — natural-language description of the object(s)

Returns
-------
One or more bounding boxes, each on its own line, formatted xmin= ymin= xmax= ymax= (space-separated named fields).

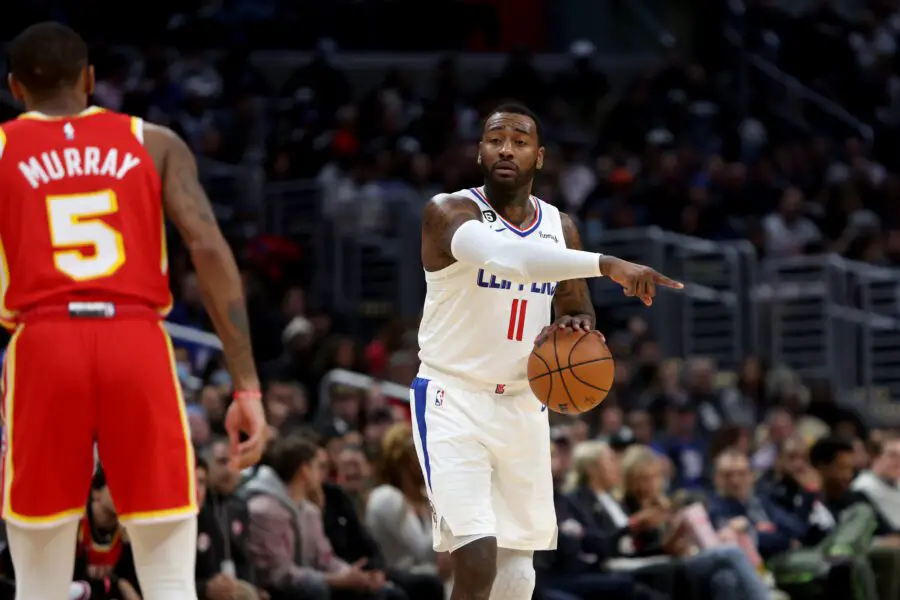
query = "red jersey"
xmin=0 ymin=106 xmax=171 ymax=328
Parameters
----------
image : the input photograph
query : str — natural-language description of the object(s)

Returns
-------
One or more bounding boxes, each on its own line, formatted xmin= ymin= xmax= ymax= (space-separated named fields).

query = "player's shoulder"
xmin=425 ymin=190 xmax=482 ymax=215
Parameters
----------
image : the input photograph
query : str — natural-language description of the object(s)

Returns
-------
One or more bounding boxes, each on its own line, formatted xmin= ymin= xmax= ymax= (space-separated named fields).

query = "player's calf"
xmin=451 ymin=536 xmax=498 ymax=600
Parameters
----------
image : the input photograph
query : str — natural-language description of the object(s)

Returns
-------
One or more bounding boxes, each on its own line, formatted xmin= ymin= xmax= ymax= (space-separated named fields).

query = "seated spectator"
xmin=852 ymin=433 xmax=900 ymax=532
xmin=653 ymin=398 xmax=709 ymax=490
xmin=365 ymin=423 xmax=437 ymax=574
xmin=73 ymin=469 xmax=141 ymax=600
xmin=811 ymin=437 xmax=897 ymax=537
xmin=195 ymin=455 xmax=260 ymax=600
xmin=334 ymin=443 xmax=373 ymax=516
xmin=756 ymin=434 xmax=832 ymax=545
xmin=619 ymin=445 xmax=772 ymax=600
xmin=240 ymin=434 xmax=402 ymax=600
xmin=708 ymin=449 xmax=805 ymax=560
xmin=751 ymin=409 xmax=796 ymax=472
xmin=537 ymin=440 xmax=667 ymax=600
xmin=315 ymin=430 xmax=443 ymax=600
xmin=566 ymin=441 xmax=666 ymax=558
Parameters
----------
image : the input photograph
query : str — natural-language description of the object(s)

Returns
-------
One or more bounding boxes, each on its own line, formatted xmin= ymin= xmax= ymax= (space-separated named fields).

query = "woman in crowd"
xmin=365 ymin=423 xmax=449 ymax=598
xmin=619 ymin=445 xmax=774 ymax=600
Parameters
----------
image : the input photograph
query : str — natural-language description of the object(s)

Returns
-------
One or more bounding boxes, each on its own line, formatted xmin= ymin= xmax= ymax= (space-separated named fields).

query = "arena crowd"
xmin=3 ymin=1 xmax=900 ymax=599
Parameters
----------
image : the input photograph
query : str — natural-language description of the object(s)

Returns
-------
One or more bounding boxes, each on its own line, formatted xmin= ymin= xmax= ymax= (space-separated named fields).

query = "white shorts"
xmin=409 ymin=375 xmax=557 ymax=553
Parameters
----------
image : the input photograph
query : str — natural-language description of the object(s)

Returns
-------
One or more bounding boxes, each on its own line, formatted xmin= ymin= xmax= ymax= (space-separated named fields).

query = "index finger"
xmin=653 ymin=272 xmax=684 ymax=289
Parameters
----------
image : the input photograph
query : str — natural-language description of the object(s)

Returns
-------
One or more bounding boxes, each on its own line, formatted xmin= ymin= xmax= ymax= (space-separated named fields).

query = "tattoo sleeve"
xmin=158 ymin=128 xmax=260 ymax=390
xmin=553 ymin=213 xmax=597 ymax=327
xmin=421 ymin=194 xmax=483 ymax=271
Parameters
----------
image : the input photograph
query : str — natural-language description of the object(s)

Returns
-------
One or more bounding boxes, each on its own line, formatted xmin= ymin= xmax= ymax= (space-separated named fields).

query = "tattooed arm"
xmin=146 ymin=124 xmax=259 ymax=392
xmin=422 ymin=193 xmax=604 ymax=281
xmin=420 ymin=194 xmax=483 ymax=272
xmin=553 ymin=213 xmax=596 ymax=329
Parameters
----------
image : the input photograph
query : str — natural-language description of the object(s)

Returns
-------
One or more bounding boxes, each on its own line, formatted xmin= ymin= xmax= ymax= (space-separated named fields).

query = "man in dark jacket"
xmin=196 ymin=454 xmax=261 ymax=600
xmin=708 ymin=449 xmax=806 ymax=559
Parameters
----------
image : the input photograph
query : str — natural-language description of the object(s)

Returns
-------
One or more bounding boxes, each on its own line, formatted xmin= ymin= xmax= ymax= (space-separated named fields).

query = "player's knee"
xmin=491 ymin=548 xmax=535 ymax=600
xmin=452 ymin=536 xmax=498 ymax=594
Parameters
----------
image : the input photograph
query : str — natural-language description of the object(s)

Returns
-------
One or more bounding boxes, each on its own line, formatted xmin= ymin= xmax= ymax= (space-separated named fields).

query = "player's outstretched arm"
xmin=148 ymin=125 xmax=259 ymax=393
xmin=423 ymin=193 xmax=603 ymax=283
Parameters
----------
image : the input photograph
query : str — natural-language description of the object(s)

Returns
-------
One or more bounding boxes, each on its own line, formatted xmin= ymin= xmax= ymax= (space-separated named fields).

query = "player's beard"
xmin=481 ymin=160 xmax=537 ymax=191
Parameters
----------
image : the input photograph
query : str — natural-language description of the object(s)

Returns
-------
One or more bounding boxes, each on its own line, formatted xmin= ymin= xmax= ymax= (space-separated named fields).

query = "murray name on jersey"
xmin=476 ymin=268 xmax=558 ymax=297
xmin=17 ymin=146 xmax=141 ymax=189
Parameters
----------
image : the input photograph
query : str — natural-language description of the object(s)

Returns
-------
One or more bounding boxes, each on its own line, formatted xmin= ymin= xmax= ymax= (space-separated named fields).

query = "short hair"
xmin=8 ymin=22 xmax=89 ymax=95
xmin=809 ymin=437 xmax=854 ymax=468
xmin=714 ymin=447 xmax=749 ymax=471
xmin=483 ymin=101 xmax=544 ymax=145
xmin=196 ymin=455 xmax=209 ymax=472
xmin=261 ymin=434 xmax=318 ymax=483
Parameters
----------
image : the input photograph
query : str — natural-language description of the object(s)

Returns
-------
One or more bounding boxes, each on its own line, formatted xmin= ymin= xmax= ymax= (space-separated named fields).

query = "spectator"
xmin=810 ymin=437 xmax=897 ymax=537
xmin=538 ymin=440 xmax=666 ymax=600
xmin=195 ymin=455 xmax=260 ymax=600
xmin=751 ymin=408 xmax=797 ymax=472
xmin=708 ymin=449 xmax=804 ymax=560
xmin=619 ymin=446 xmax=772 ymax=600
xmin=365 ymin=424 xmax=442 ymax=576
xmin=334 ymin=444 xmax=374 ymax=516
xmin=853 ymin=433 xmax=900 ymax=531
xmin=241 ymin=434 xmax=399 ymax=600
xmin=762 ymin=187 xmax=824 ymax=258
xmin=756 ymin=434 xmax=831 ymax=545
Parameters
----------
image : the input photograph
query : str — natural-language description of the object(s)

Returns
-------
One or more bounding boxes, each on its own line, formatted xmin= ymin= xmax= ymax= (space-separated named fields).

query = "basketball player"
xmin=412 ymin=103 xmax=682 ymax=600
xmin=0 ymin=23 xmax=267 ymax=599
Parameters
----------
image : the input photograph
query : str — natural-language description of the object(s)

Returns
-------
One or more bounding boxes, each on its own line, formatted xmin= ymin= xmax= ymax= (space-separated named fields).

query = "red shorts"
xmin=0 ymin=308 xmax=196 ymax=528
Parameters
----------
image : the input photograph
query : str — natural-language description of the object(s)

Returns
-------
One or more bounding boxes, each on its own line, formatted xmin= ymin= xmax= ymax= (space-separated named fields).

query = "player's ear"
xmin=7 ymin=74 xmax=23 ymax=103
xmin=477 ymin=142 xmax=483 ymax=164
xmin=536 ymin=146 xmax=545 ymax=170
xmin=84 ymin=65 xmax=96 ymax=96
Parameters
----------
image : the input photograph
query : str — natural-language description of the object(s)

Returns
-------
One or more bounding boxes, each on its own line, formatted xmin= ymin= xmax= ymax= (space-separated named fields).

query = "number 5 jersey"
xmin=0 ymin=107 xmax=171 ymax=328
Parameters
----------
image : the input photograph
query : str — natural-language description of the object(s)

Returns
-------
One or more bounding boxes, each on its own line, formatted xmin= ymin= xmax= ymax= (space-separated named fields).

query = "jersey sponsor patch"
xmin=482 ymin=210 xmax=497 ymax=223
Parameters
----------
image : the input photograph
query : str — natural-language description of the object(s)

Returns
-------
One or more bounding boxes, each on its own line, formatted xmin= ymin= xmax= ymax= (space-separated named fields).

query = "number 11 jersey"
xmin=0 ymin=107 xmax=171 ymax=327
xmin=417 ymin=187 xmax=566 ymax=389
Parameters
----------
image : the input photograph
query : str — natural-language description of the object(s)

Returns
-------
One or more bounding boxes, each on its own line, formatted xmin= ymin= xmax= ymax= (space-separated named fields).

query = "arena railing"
xmin=752 ymin=255 xmax=900 ymax=408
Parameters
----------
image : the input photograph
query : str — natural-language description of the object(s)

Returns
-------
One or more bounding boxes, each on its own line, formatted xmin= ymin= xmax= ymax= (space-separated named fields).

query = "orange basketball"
xmin=527 ymin=328 xmax=615 ymax=414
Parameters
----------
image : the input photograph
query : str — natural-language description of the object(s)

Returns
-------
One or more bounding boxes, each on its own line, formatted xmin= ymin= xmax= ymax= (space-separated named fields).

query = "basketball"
xmin=528 ymin=328 xmax=615 ymax=414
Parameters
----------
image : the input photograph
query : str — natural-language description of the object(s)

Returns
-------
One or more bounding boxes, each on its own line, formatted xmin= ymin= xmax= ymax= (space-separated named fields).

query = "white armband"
xmin=449 ymin=220 xmax=602 ymax=283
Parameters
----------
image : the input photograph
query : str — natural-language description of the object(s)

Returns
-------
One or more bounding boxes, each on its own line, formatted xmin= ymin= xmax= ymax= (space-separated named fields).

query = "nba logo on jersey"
xmin=482 ymin=210 xmax=497 ymax=223
xmin=63 ymin=122 xmax=75 ymax=140
xmin=434 ymin=388 xmax=445 ymax=407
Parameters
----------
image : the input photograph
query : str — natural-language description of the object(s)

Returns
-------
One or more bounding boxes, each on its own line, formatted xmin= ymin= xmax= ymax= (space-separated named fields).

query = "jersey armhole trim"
xmin=0 ymin=126 xmax=6 ymax=161
xmin=130 ymin=117 xmax=144 ymax=145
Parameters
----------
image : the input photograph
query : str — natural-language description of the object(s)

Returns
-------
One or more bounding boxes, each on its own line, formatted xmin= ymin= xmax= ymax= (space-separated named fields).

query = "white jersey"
xmin=417 ymin=186 xmax=567 ymax=388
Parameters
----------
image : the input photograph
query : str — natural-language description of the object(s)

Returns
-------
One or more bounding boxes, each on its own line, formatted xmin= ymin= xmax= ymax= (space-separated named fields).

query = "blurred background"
xmin=5 ymin=0 xmax=900 ymax=599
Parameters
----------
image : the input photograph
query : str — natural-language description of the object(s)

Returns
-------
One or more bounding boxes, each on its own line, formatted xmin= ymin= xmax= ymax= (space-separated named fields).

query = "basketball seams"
xmin=528 ymin=347 xmax=554 ymax=404
xmin=528 ymin=356 xmax=612 ymax=382
xmin=551 ymin=328 xmax=582 ymax=413
xmin=566 ymin=364 xmax=610 ymax=393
